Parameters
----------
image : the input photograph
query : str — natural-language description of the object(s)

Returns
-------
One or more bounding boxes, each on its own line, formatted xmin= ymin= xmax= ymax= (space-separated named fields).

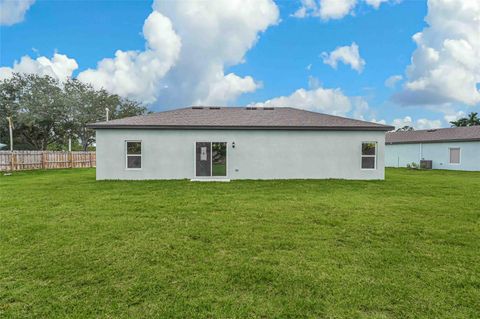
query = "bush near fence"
xmin=0 ymin=151 xmax=96 ymax=172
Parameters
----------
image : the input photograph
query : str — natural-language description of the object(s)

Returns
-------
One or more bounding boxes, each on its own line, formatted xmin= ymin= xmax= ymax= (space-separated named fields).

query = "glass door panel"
xmin=212 ymin=142 xmax=227 ymax=176
xmin=195 ymin=142 xmax=211 ymax=177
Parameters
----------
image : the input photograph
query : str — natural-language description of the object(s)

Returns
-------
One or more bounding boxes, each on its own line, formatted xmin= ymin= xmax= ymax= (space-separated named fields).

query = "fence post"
xmin=89 ymin=152 xmax=92 ymax=168
xmin=42 ymin=152 xmax=46 ymax=169
xmin=69 ymin=152 xmax=73 ymax=168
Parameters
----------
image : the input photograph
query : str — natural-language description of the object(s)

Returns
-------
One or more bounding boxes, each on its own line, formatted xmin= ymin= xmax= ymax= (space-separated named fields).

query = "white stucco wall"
xmin=95 ymin=129 xmax=386 ymax=180
xmin=386 ymin=141 xmax=480 ymax=171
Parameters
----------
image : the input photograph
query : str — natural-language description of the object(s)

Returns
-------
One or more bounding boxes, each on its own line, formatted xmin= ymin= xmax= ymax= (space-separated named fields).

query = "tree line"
xmin=395 ymin=112 xmax=479 ymax=132
xmin=0 ymin=73 xmax=147 ymax=151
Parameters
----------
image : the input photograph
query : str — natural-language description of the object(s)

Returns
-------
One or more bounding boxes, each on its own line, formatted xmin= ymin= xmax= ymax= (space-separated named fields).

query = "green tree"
xmin=62 ymin=78 xmax=147 ymax=151
xmin=0 ymin=73 xmax=147 ymax=151
xmin=0 ymin=73 xmax=65 ymax=150
xmin=450 ymin=112 xmax=480 ymax=127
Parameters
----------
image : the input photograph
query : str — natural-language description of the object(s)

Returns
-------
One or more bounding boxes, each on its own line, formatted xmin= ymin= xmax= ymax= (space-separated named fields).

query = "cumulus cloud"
xmin=77 ymin=0 xmax=278 ymax=106
xmin=293 ymin=0 xmax=356 ymax=20
xmin=385 ymin=75 xmax=403 ymax=88
xmin=2 ymin=0 xmax=278 ymax=107
xmin=0 ymin=0 xmax=35 ymax=26
xmin=321 ymin=42 xmax=365 ymax=73
xmin=351 ymin=96 xmax=373 ymax=120
xmin=151 ymin=0 xmax=278 ymax=106
xmin=443 ymin=110 xmax=466 ymax=124
xmin=248 ymin=84 xmax=376 ymax=119
xmin=0 ymin=53 xmax=78 ymax=81
xmin=394 ymin=0 xmax=480 ymax=106
xmin=391 ymin=116 xmax=442 ymax=130
xmin=78 ymin=11 xmax=181 ymax=104
xmin=197 ymin=73 xmax=258 ymax=105
xmin=292 ymin=0 xmax=396 ymax=20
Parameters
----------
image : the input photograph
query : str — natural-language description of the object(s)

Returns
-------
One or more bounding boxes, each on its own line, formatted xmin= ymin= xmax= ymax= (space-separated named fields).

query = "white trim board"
xmin=190 ymin=178 xmax=231 ymax=182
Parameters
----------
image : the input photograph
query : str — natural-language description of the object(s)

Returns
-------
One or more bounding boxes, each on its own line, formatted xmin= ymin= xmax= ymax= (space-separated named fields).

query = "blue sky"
xmin=1 ymin=0 xmax=479 ymax=129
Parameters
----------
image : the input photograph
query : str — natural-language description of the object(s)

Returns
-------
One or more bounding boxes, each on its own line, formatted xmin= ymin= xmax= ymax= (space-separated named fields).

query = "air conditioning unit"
xmin=420 ymin=160 xmax=432 ymax=169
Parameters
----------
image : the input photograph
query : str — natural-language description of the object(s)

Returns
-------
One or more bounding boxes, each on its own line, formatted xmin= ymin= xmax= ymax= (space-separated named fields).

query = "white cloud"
xmin=76 ymin=0 xmax=278 ymax=106
xmin=0 ymin=53 xmax=78 ymax=81
xmin=293 ymin=0 xmax=356 ymax=20
xmin=249 ymin=87 xmax=352 ymax=115
xmin=2 ymin=0 xmax=278 ymax=106
xmin=351 ymin=96 xmax=371 ymax=120
xmin=249 ymin=85 xmax=385 ymax=124
xmin=197 ymin=73 xmax=259 ymax=105
xmin=0 ymin=0 xmax=35 ymax=26
xmin=371 ymin=118 xmax=387 ymax=125
xmin=442 ymin=110 xmax=466 ymax=124
xmin=394 ymin=0 xmax=480 ymax=106
xmin=247 ymin=82 xmax=382 ymax=120
xmin=321 ymin=42 xmax=365 ymax=73
xmin=292 ymin=0 xmax=396 ymax=20
xmin=391 ymin=116 xmax=442 ymax=130
xmin=78 ymin=11 xmax=181 ymax=103
xmin=151 ymin=0 xmax=279 ymax=106
xmin=385 ymin=75 xmax=403 ymax=88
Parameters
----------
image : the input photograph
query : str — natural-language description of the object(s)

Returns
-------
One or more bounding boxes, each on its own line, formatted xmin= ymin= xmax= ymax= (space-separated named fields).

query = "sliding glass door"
xmin=195 ymin=142 xmax=227 ymax=177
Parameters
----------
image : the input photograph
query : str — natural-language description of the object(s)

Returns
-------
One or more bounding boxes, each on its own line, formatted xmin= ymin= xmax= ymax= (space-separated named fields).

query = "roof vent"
xmin=246 ymin=107 xmax=257 ymax=110
xmin=264 ymin=107 xmax=274 ymax=110
xmin=192 ymin=106 xmax=204 ymax=109
xmin=427 ymin=129 xmax=437 ymax=132
xmin=209 ymin=107 xmax=220 ymax=110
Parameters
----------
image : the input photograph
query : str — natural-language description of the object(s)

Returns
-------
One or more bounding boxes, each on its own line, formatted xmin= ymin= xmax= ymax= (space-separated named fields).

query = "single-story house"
xmin=88 ymin=106 xmax=394 ymax=180
xmin=385 ymin=126 xmax=480 ymax=171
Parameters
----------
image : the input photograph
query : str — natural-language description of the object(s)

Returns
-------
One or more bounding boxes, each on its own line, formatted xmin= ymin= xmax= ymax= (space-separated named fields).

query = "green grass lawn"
xmin=1 ymin=169 xmax=479 ymax=318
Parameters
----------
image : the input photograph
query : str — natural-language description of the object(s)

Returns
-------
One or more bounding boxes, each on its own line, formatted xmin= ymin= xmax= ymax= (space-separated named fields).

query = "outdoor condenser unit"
xmin=420 ymin=160 xmax=433 ymax=169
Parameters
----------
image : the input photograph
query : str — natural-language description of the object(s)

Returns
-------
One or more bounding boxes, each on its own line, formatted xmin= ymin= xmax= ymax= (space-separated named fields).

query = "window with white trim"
xmin=126 ymin=141 xmax=142 ymax=169
xmin=449 ymin=148 xmax=460 ymax=164
xmin=361 ymin=142 xmax=377 ymax=169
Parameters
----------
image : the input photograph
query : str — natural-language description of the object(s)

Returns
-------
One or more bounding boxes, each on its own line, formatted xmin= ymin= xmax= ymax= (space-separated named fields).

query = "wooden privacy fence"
xmin=0 ymin=151 xmax=96 ymax=172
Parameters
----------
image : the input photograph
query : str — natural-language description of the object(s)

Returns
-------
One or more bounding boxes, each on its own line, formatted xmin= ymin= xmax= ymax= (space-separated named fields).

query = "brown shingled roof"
xmin=88 ymin=106 xmax=393 ymax=131
xmin=386 ymin=126 xmax=480 ymax=144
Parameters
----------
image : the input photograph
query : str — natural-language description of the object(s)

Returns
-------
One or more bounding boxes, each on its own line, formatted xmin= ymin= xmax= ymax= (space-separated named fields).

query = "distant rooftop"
xmin=386 ymin=126 xmax=480 ymax=144
xmin=88 ymin=106 xmax=393 ymax=131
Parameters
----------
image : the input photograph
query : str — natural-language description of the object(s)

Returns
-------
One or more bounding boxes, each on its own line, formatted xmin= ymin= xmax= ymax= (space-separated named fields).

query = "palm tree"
xmin=450 ymin=112 xmax=480 ymax=127
xmin=467 ymin=112 xmax=480 ymax=125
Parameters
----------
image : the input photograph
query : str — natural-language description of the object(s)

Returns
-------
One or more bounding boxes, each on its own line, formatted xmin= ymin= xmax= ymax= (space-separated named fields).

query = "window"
xmin=126 ymin=141 xmax=141 ymax=169
xmin=449 ymin=148 xmax=460 ymax=164
xmin=361 ymin=142 xmax=377 ymax=169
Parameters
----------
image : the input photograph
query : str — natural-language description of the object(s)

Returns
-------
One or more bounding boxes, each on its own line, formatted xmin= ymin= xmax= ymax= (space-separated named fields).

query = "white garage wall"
xmin=96 ymin=129 xmax=386 ymax=180
xmin=386 ymin=141 xmax=480 ymax=171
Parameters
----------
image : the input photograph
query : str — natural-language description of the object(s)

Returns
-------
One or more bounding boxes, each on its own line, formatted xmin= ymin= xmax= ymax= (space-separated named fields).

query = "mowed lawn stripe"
xmin=0 ymin=168 xmax=479 ymax=318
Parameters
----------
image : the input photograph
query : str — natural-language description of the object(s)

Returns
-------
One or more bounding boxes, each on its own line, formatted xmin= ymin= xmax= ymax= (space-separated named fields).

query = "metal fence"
xmin=0 ymin=151 xmax=96 ymax=172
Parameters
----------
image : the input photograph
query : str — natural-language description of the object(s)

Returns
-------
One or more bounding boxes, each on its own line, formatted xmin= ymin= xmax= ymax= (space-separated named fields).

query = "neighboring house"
xmin=385 ymin=126 xmax=480 ymax=171
xmin=88 ymin=107 xmax=393 ymax=180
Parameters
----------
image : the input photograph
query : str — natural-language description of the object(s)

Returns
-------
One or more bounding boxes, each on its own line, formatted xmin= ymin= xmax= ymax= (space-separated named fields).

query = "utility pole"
xmin=68 ymin=129 xmax=72 ymax=152
xmin=7 ymin=116 xmax=13 ymax=151
xmin=105 ymin=108 xmax=109 ymax=122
